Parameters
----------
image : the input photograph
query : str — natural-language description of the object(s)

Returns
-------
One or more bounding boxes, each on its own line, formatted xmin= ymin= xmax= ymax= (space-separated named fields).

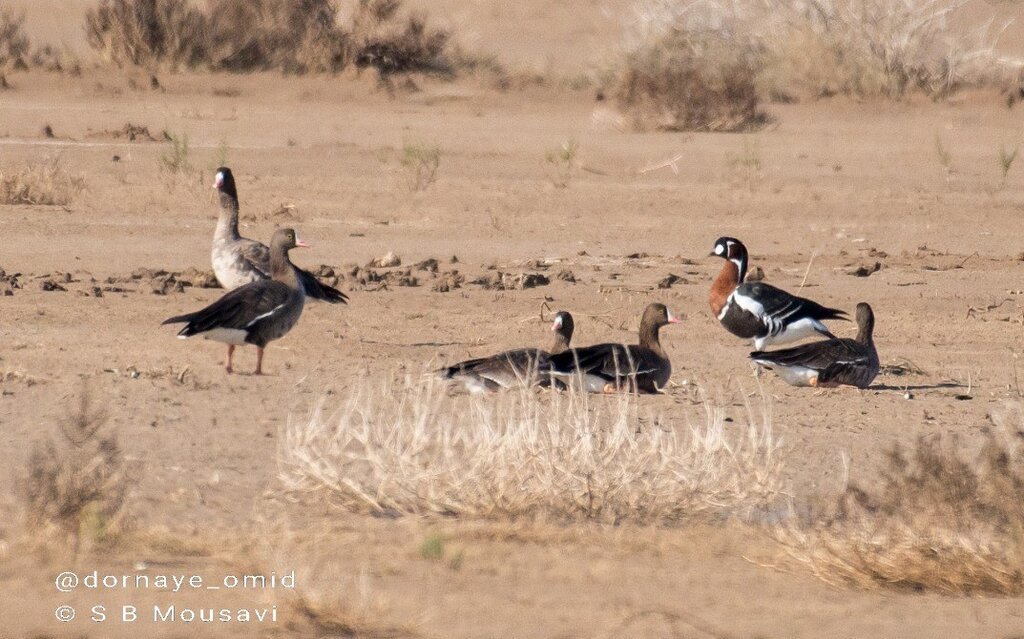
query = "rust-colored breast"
xmin=709 ymin=261 xmax=739 ymax=317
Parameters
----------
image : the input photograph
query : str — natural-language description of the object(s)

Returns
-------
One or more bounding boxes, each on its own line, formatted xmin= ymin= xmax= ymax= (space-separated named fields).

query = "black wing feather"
xmin=549 ymin=344 xmax=655 ymax=381
xmin=750 ymin=338 xmax=864 ymax=370
xmin=297 ymin=269 xmax=348 ymax=304
xmin=163 ymin=280 xmax=292 ymax=336
xmin=738 ymin=282 xmax=847 ymax=322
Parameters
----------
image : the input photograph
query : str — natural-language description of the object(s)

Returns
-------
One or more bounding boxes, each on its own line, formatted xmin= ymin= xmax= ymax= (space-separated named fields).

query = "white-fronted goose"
xmin=709 ymin=236 xmax=845 ymax=349
xmin=750 ymin=302 xmax=879 ymax=388
xmin=165 ymin=228 xmax=308 ymax=375
xmin=211 ymin=167 xmax=348 ymax=304
xmin=548 ymin=303 xmax=679 ymax=393
xmin=437 ymin=311 xmax=575 ymax=393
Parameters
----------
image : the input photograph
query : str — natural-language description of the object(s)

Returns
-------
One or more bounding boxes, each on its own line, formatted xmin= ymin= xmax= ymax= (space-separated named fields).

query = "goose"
xmin=547 ymin=303 xmax=679 ymax=393
xmin=165 ymin=228 xmax=308 ymax=375
xmin=211 ymin=167 xmax=347 ymax=304
xmin=709 ymin=236 xmax=845 ymax=349
xmin=750 ymin=302 xmax=880 ymax=389
xmin=437 ymin=311 xmax=575 ymax=393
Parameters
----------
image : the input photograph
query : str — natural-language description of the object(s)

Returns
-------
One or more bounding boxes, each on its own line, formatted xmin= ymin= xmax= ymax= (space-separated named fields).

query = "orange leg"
xmin=225 ymin=345 xmax=235 ymax=374
xmin=254 ymin=347 xmax=265 ymax=375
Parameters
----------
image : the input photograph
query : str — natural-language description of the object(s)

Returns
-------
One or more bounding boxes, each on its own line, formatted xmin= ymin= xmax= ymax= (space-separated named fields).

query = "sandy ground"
xmin=3 ymin=1 xmax=1024 ymax=638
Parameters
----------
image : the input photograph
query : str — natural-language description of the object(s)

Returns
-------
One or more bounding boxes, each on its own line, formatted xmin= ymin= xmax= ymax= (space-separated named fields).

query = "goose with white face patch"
xmin=750 ymin=302 xmax=880 ymax=388
xmin=547 ymin=303 xmax=680 ymax=394
xmin=211 ymin=167 xmax=348 ymax=304
xmin=708 ymin=236 xmax=846 ymax=350
xmin=437 ymin=311 xmax=575 ymax=393
xmin=164 ymin=228 xmax=308 ymax=375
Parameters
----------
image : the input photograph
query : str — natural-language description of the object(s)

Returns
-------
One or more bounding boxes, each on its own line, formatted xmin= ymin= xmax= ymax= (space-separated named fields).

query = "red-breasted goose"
xmin=547 ymin=303 xmax=680 ymax=393
xmin=750 ymin=302 xmax=879 ymax=388
xmin=164 ymin=228 xmax=308 ymax=375
xmin=437 ymin=311 xmax=575 ymax=393
xmin=211 ymin=167 xmax=348 ymax=304
xmin=709 ymin=237 xmax=845 ymax=350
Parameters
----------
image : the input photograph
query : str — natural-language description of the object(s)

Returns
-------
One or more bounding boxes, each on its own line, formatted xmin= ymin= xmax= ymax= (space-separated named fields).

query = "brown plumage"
xmin=548 ymin=303 xmax=680 ymax=394
xmin=437 ymin=312 xmax=575 ymax=393
xmin=750 ymin=302 xmax=879 ymax=389
xmin=164 ymin=228 xmax=308 ymax=375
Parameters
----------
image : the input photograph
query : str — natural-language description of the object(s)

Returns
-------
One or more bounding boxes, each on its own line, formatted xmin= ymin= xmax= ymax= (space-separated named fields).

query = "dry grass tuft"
xmin=19 ymin=391 xmax=134 ymax=557
xmin=0 ymin=157 xmax=86 ymax=206
xmin=777 ymin=407 xmax=1024 ymax=594
xmin=0 ymin=6 xmax=30 ymax=70
xmin=85 ymin=0 xmax=209 ymax=71
xmin=611 ymin=0 xmax=1022 ymax=125
xmin=84 ymin=0 xmax=451 ymax=76
xmin=615 ymin=2 xmax=767 ymax=131
xmin=279 ymin=376 xmax=783 ymax=525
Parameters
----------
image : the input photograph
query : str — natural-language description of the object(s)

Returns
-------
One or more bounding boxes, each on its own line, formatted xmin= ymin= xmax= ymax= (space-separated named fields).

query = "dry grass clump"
xmin=0 ymin=7 xmax=30 ymax=70
xmin=777 ymin=415 xmax=1024 ymax=594
xmin=84 ymin=0 xmax=451 ymax=76
xmin=85 ymin=0 xmax=209 ymax=71
xmin=0 ymin=157 xmax=86 ymax=206
xmin=19 ymin=392 xmax=134 ymax=557
xmin=611 ymin=0 xmax=1021 ymax=127
xmin=279 ymin=377 xmax=783 ymax=526
xmin=615 ymin=2 xmax=766 ymax=131
xmin=759 ymin=0 xmax=1017 ymax=100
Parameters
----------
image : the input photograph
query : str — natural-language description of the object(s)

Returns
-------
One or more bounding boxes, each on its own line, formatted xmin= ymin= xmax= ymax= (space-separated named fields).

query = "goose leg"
xmin=224 ymin=345 xmax=235 ymax=374
xmin=254 ymin=347 xmax=265 ymax=375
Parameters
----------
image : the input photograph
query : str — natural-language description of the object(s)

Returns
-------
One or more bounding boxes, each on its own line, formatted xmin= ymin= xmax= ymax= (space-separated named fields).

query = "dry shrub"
xmin=759 ymin=0 xmax=1018 ymax=100
xmin=0 ymin=157 xmax=86 ymax=206
xmin=19 ymin=392 xmax=133 ymax=557
xmin=279 ymin=376 xmax=782 ymax=525
xmin=615 ymin=2 xmax=766 ymax=131
xmin=0 ymin=6 xmax=30 ymax=70
xmin=30 ymin=44 xmax=84 ymax=75
xmin=84 ymin=0 xmax=450 ymax=76
xmin=612 ymin=0 xmax=1022 ymax=123
xmin=778 ymin=410 xmax=1024 ymax=594
xmin=206 ymin=0 xmax=347 ymax=73
xmin=85 ymin=0 xmax=209 ymax=70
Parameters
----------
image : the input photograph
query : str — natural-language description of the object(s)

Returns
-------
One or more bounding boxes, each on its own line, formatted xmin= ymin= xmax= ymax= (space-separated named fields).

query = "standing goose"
xmin=437 ymin=311 xmax=575 ymax=393
xmin=750 ymin=302 xmax=879 ymax=388
xmin=709 ymin=236 xmax=845 ymax=350
xmin=547 ymin=303 xmax=680 ymax=394
xmin=211 ymin=167 xmax=348 ymax=304
xmin=164 ymin=228 xmax=308 ymax=375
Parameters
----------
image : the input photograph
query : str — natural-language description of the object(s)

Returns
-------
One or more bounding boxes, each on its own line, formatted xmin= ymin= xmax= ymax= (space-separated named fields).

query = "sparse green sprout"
xmin=544 ymin=138 xmax=578 ymax=188
xmin=419 ymin=533 xmax=444 ymax=560
xmin=998 ymin=145 xmax=1018 ymax=183
xmin=159 ymin=131 xmax=192 ymax=176
xmin=400 ymin=141 xmax=440 ymax=191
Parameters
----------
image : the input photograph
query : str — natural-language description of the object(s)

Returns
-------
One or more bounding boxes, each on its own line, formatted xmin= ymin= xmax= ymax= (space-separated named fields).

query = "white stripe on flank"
xmin=729 ymin=291 xmax=766 ymax=318
xmin=198 ymin=328 xmax=250 ymax=345
xmin=245 ymin=303 xmax=286 ymax=328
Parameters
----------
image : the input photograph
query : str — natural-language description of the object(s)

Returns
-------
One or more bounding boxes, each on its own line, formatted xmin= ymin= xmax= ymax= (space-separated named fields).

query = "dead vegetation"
xmin=84 ymin=0 xmax=452 ymax=77
xmin=18 ymin=391 xmax=134 ymax=558
xmin=611 ymin=0 xmax=1021 ymax=130
xmin=0 ymin=157 xmax=86 ymax=206
xmin=776 ymin=407 xmax=1024 ymax=595
xmin=614 ymin=3 xmax=766 ymax=132
xmin=0 ymin=7 xmax=29 ymax=71
xmin=279 ymin=378 xmax=783 ymax=525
